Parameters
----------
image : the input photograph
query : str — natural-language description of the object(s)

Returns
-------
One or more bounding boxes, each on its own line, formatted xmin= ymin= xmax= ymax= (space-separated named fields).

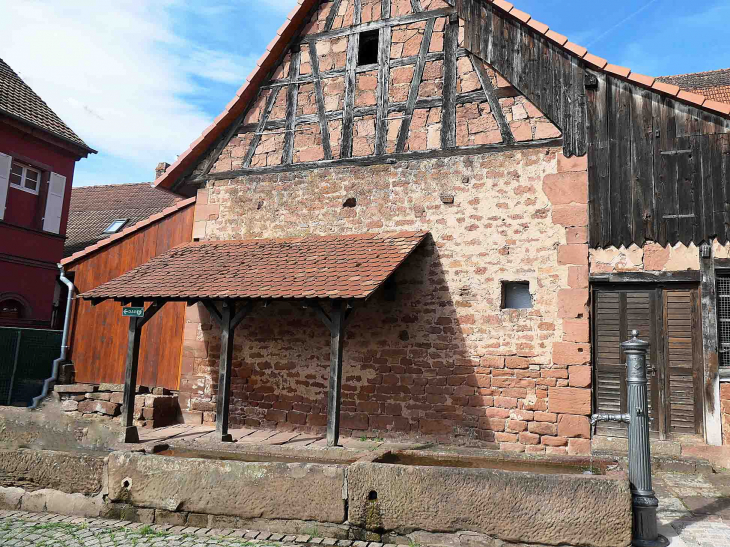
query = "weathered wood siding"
xmin=67 ymin=204 xmax=194 ymax=389
xmin=456 ymin=0 xmax=730 ymax=248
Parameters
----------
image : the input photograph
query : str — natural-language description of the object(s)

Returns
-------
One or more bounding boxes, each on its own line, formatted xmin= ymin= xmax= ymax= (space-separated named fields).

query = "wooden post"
xmin=327 ymin=302 xmax=347 ymax=447
xmin=121 ymin=315 xmax=142 ymax=443
xmin=700 ymin=245 xmax=723 ymax=445
xmin=216 ymin=302 xmax=235 ymax=442
xmin=205 ymin=300 xmax=253 ymax=443
xmin=121 ymin=301 xmax=163 ymax=444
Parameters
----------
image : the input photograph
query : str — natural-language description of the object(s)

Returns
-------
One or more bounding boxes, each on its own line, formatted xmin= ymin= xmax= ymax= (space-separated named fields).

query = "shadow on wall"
xmin=191 ymin=234 xmax=507 ymax=443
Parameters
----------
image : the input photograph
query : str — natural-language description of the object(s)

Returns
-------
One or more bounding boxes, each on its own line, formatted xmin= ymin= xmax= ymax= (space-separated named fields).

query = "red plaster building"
xmin=67 ymin=1 xmax=730 ymax=453
xmin=0 ymin=58 xmax=95 ymax=327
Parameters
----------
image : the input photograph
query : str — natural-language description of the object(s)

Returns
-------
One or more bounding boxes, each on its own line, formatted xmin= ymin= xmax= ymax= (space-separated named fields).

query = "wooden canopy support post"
xmin=121 ymin=301 xmax=164 ymax=443
xmin=310 ymin=301 xmax=354 ymax=447
xmin=204 ymin=300 xmax=254 ymax=442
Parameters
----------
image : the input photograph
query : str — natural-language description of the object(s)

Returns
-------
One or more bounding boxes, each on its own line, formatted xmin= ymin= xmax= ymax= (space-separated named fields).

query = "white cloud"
xmin=0 ymin=0 xmax=258 ymax=185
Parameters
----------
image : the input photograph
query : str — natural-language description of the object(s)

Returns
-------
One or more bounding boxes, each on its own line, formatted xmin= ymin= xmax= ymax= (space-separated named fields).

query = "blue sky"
xmin=1 ymin=0 xmax=728 ymax=187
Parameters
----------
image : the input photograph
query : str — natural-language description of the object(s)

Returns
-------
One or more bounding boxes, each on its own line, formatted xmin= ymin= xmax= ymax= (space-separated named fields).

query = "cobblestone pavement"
xmin=655 ymin=471 xmax=730 ymax=546
xmin=0 ymin=511 xmax=289 ymax=547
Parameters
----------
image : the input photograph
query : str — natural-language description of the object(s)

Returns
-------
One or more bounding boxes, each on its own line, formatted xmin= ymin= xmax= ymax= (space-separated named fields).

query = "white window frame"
xmin=9 ymin=162 xmax=41 ymax=195
xmin=103 ymin=219 xmax=129 ymax=234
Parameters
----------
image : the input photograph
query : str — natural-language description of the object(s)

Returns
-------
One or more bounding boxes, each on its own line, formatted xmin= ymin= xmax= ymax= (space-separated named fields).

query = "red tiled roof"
xmin=62 ymin=197 xmax=196 ymax=266
xmin=657 ymin=68 xmax=730 ymax=106
xmin=0 ymin=58 xmax=95 ymax=153
xmin=65 ymin=183 xmax=183 ymax=258
xmin=152 ymin=0 xmax=730 ymax=193
xmin=80 ymin=231 xmax=428 ymax=301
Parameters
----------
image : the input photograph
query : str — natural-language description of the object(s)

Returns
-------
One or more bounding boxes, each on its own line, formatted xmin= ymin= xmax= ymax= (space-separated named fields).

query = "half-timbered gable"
xmin=182 ymin=0 xmax=559 ymax=184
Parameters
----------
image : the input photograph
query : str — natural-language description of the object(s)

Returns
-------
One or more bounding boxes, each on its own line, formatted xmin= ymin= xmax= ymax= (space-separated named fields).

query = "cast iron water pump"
xmin=590 ymin=330 xmax=668 ymax=547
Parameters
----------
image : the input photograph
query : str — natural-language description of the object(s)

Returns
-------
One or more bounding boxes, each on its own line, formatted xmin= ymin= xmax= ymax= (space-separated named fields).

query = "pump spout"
xmin=590 ymin=413 xmax=631 ymax=426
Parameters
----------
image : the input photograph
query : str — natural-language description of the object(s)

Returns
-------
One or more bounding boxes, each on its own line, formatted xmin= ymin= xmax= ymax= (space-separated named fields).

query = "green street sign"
xmin=122 ymin=307 xmax=145 ymax=318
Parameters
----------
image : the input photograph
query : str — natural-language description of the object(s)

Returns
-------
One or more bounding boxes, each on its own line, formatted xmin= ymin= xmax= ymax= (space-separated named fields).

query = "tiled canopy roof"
xmin=658 ymin=68 xmax=730 ymax=106
xmin=0 ymin=58 xmax=95 ymax=153
xmin=153 ymin=0 xmax=730 ymax=193
xmin=64 ymin=183 xmax=182 ymax=257
xmin=80 ymin=231 xmax=428 ymax=302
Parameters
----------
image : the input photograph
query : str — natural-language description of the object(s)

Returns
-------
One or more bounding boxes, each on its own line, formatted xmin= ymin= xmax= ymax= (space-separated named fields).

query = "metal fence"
xmin=0 ymin=327 xmax=61 ymax=406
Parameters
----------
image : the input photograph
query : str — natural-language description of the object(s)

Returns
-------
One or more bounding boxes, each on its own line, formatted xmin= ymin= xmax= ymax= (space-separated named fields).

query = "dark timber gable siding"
xmin=456 ymin=0 xmax=730 ymax=249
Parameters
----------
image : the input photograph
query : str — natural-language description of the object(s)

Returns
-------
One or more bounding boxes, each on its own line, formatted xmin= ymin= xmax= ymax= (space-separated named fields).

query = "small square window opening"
xmin=104 ymin=219 xmax=129 ymax=234
xmin=9 ymin=162 xmax=41 ymax=195
xmin=502 ymin=281 xmax=533 ymax=310
xmin=358 ymin=30 xmax=380 ymax=66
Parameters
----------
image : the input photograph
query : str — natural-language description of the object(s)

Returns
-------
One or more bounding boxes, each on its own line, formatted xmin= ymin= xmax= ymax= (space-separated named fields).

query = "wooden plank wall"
xmin=66 ymin=204 xmax=194 ymax=390
xmin=456 ymin=0 xmax=730 ymax=249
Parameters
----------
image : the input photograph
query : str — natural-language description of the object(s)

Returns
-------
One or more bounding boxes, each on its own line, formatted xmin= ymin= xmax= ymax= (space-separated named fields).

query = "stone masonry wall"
xmin=184 ymin=146 xmax=592 ymax=454
xmin=53 ymin=383 xmax=179 ymax=429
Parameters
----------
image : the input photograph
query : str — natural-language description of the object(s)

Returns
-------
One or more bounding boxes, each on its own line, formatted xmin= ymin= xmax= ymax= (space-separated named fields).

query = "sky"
xmin=1 ymin=0 xmax=728 ymax=188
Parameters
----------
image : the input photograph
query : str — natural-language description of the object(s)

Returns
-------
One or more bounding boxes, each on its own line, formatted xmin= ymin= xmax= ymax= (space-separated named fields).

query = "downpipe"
xmin=30 ymin=265 xmax=75 ymax=409
xmin=591 ymin=330 xmax=668 ymax=547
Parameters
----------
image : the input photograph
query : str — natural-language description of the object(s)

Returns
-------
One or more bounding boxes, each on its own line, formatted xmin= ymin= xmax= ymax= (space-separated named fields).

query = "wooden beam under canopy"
xmin=121 ymin=301 xmax=164 ymax=443
xmin=204 ymin=300 xmax=254 ymax=442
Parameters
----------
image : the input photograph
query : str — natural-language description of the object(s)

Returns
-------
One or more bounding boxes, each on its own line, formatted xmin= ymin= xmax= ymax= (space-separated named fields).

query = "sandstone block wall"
xmin=54 ymin=383 xmax=179 ymax=429
xmin=184 ymin=146 xmax=592 ymax=453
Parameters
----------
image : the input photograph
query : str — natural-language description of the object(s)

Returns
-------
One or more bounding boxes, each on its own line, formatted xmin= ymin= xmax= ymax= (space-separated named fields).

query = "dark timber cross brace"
xmin=121 ymin=301 xmax=165 ymax=443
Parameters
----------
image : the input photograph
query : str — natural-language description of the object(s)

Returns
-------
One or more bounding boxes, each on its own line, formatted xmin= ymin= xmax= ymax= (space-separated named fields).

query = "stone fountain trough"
xmin=105 ymin=446 xmax=632 ymax=547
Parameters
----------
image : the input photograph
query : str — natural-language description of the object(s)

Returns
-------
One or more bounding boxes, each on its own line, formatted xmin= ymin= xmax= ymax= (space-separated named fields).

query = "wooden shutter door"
xmin=594 ymin=289 xmax=659 ymax=436
xmin=43 ymin=172 xmax=66 ymax=234
xmin=0 ymin=152 xmax=11 ymax=220
xmin=663 ymin=290 xmax=703 ymax=435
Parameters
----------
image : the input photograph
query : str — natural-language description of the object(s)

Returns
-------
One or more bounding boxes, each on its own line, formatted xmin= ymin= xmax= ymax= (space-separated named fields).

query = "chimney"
xmin=155 ymin=162 xmax=171 ymax=179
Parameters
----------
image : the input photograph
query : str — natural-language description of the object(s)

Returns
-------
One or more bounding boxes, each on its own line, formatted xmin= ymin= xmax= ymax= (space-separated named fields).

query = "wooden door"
xmin=593 ymin=289 xmax=660 ymax=436
xmin=593 ymin=285 xmax=704 ymax=439
xmin=662 ymin=290 xmax=704 ymax=436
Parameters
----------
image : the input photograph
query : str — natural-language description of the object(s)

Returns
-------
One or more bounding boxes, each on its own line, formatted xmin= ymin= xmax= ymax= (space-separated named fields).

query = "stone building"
xmin=75 ymin=0 xmax=730 ymax=453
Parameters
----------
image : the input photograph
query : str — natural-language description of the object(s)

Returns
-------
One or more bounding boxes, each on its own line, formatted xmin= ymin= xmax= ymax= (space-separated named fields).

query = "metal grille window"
xmin=717 ymin=273 xmax=730 ymax=366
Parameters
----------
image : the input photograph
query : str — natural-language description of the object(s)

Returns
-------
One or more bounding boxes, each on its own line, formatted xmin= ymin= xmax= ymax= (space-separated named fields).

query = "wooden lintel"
xmin=589 ymin=271 xmax=702 ymax=284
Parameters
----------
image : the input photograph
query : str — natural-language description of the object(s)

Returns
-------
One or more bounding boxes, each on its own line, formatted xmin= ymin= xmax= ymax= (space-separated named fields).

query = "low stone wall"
xmin=54 ymin=383 xmax=179 ymax=429
xmin=0 ymin=446 xmax=633 ymax=547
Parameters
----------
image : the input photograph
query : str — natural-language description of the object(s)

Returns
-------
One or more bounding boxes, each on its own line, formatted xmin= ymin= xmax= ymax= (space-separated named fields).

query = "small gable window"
xmin=104 ymin=219 xmax=129 ymax=234
xmin=358 ymin=29 xmax=380 ymax=67
xmin=502 ymin=281 xmax=533 ymax=310
xmin=9 ymin=162 xmax=41 ymax=195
